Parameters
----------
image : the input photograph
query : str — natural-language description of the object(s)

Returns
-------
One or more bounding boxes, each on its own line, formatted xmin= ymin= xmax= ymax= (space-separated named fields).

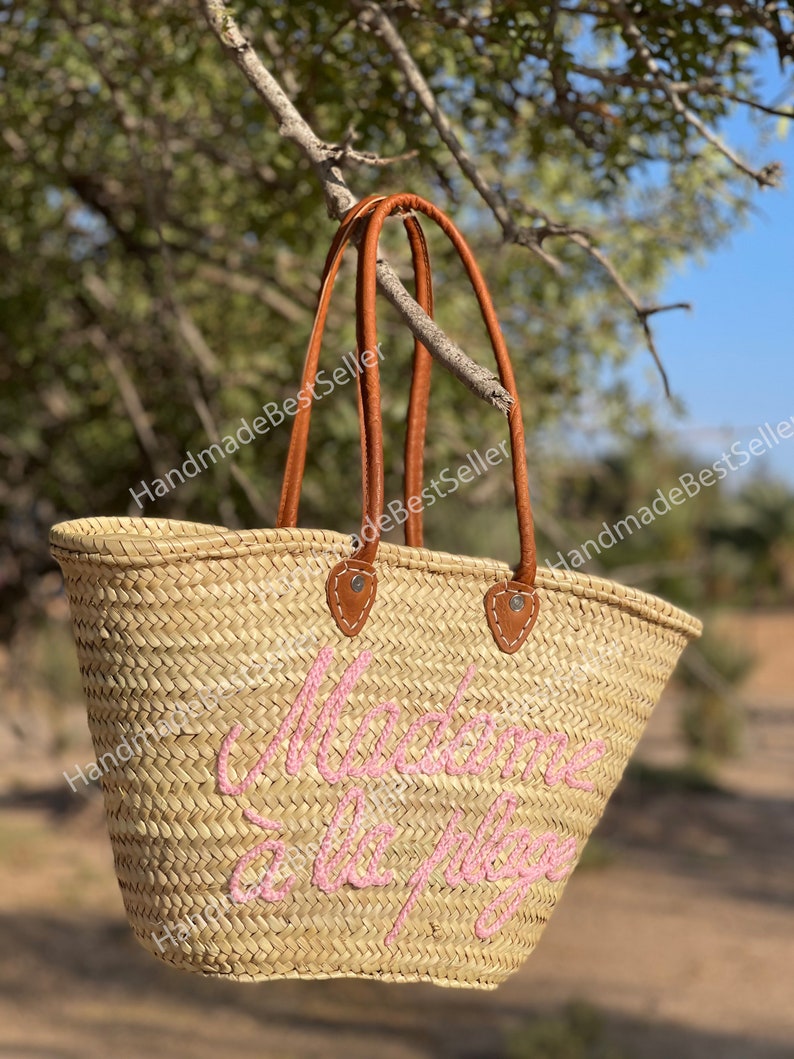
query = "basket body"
xmin=51 ymin=515 xmax=701 ymax=989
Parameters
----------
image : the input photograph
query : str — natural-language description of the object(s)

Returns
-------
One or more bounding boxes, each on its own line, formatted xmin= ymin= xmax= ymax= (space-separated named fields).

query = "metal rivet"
xmin=508 ymin=593 xmax=525 ymax=612
xmin=350 ymin=574 xmax=366 ymax=593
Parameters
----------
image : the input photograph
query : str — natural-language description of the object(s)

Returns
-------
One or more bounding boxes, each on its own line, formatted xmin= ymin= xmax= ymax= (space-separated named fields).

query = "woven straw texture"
xmin=50 ymin=515 xmax=700 ymax=989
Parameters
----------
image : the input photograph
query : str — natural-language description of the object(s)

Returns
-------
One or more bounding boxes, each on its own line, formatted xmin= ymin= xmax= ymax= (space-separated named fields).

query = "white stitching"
xmin=488 ymin=582 xmax=538 ymax=649
xmin=330 ymin=561 xmax=375 ymax=633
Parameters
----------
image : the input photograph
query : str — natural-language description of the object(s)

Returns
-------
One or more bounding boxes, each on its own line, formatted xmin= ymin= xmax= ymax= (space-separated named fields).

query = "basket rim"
xmin=49 ymin=516 xmax=702 ymax=640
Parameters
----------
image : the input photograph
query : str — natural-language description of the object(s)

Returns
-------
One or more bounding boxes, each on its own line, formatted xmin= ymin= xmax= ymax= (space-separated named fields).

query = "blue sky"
xmin=626 ymin=61 xmax=794 ymax=483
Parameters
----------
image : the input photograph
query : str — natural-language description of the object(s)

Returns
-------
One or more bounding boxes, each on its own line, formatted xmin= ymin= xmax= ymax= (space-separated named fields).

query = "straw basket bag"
xmin=50 ymin=193 xmax=701 ymax=989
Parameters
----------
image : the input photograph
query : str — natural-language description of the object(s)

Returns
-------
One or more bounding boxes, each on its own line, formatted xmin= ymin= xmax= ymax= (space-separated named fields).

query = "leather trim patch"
xmin=326 ymin=559 xmax=378 ymax=637
xmin=484 ymin=580 xmax=539 ymax=654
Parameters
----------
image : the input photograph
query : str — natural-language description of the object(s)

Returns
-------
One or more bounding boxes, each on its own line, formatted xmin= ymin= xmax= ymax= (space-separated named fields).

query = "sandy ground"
xmin=0 ymin=610 xmax=792 ymax=1059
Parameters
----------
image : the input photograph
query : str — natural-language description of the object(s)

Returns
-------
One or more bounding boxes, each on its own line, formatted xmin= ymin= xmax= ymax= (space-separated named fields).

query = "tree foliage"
xmin=1 ymin=0 xmax=793 ymax=634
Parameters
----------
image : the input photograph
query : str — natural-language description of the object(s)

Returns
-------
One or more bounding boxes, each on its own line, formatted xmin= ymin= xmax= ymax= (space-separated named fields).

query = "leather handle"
xmin=403 ymin=214 xmax=434 ymax=548
xmin=277 ymin=194 xmax=382 ymax=531
xmin=327 ymin=194 xmax=539 ymax=653
xmin=277 ymin=196 xmax=434 ymax=547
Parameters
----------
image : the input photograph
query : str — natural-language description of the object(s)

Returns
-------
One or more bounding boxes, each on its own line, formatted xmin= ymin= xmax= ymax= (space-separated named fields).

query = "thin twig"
xmin=185 ymin=377 xmax=273 ymax=525
xmin=85 ymin=324 xmax=165 ymax=475
xmin=196 ymin=262 xmax=312 ymax=323
xmin=568 ymin=232 xmax=692 ymax=397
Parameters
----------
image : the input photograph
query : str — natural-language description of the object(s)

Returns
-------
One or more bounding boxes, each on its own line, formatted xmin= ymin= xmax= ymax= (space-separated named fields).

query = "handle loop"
xmin=325 ymin=194 xmax=539 ymax=653
xmin=277 ymin=195 xmax=434 ymax=547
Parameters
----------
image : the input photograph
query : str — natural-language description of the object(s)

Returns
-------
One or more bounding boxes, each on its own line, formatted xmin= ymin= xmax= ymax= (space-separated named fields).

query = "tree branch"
xmin=184 ymin=376 xmax=274 ymax=524
xmin=608 ymin=0 xmax=783 ymax=189
xmin=724 ymin=0 xmax=794 ymax=68
xmin=354 ymin=0 xmax=690 ymax=393
xmin=84 ymin=323 xmax=166 ymax=476
xmin=353 ymin=0 xmax=563 ymax=272
xmin=196 ymin=261 xmax=312 ymax=324
xmin=199 ymin=0 xmax=513 ymax=413
xmin=566 ymin=232 xmax=691 ymax=398
xmin=569 ymin=62 xmax=794 ymax=120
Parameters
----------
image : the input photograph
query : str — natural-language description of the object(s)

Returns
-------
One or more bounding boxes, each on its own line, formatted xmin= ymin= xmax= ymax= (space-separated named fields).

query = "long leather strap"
xmin=403 ymin=212 xmax=433 ymax=548
xmin=277 ymin=194 xmax=382 ymax=530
